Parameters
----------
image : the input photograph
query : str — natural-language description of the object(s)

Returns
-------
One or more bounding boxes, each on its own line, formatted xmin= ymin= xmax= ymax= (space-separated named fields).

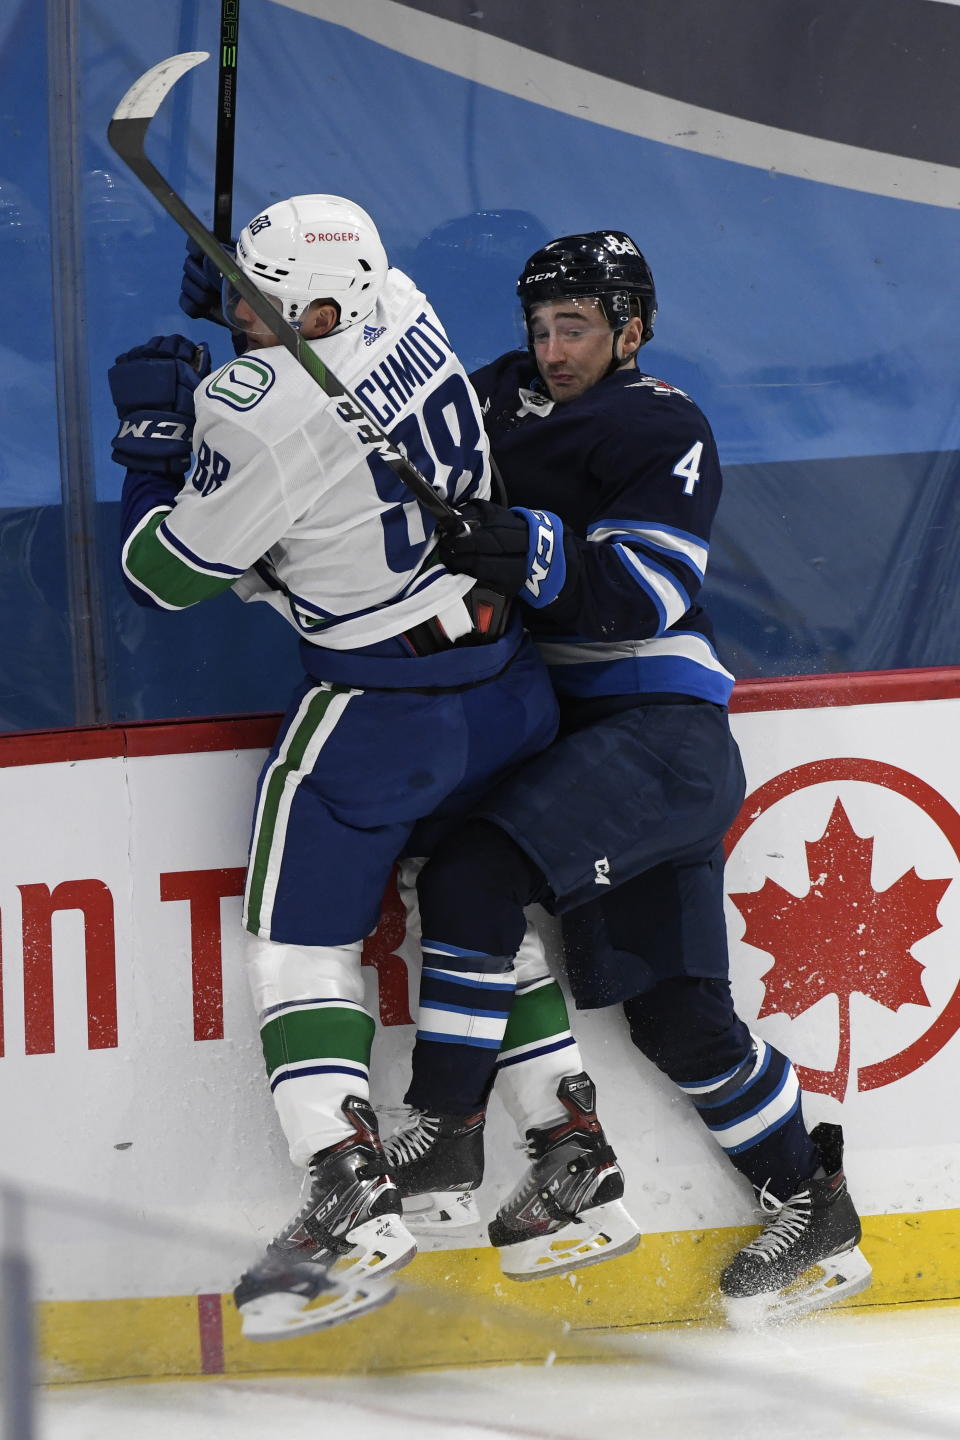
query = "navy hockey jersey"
xmin=471 ymin=350 xmax=735 ymax=705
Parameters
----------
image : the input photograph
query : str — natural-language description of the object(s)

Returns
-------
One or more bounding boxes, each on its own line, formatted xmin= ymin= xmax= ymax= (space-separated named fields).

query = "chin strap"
xmin=605 ymin=328 xmax=639 ymax=377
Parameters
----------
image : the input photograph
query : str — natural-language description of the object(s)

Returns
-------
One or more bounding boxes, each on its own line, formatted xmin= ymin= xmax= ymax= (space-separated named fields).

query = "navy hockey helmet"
xmin=517 ymin=231 xmax=657 ymax=345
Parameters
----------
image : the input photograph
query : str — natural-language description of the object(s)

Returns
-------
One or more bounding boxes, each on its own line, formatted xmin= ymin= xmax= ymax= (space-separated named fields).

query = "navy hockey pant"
xmin=242 ymin=636 xmax=557 ymax=946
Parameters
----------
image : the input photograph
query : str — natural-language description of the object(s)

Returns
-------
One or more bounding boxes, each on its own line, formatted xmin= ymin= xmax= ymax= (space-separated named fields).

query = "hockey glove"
xmin=180 ymin=238 xmax=248 ymax=353
xmin=439 ymin=499 xmax=568 ymax=608
xmin=180 ymin=236 xmax=230 ymax=323
xmin=108 ymin=333 xmax=211 ymax=475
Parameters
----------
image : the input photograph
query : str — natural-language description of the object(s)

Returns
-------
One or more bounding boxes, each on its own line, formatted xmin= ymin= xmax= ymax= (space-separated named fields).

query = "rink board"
xmin=4 ymin=667 xmax=960 ymax=1380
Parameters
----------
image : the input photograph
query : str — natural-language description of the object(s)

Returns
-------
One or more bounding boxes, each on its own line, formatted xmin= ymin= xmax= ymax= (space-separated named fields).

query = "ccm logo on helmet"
xmin=523 ymin=270 xmax=558 ymax=284
xmin=302 ymin=231 xmax=360 ymax=242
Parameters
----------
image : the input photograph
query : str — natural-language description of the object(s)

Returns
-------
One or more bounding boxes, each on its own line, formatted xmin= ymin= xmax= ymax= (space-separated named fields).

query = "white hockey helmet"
xmin=234 ymin=194 xmax=388 ymax=331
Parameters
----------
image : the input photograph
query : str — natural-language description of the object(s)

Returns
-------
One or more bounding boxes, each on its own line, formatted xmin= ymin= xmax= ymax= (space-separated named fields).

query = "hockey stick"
xmin=213 ymin=1 xmax=239 ymax=243
xmin=107 ymin=52 xmax=463 ymax=532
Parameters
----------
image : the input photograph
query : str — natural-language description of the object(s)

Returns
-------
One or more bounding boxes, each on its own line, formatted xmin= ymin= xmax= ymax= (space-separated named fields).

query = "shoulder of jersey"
xmin=334 ymin=266 xmax=439 ymax=367
xmin=383 ymin=265 xmax=418 ymax=306
xmin=605 ymin=369 xmax=710 ymax=427
xmin=618 ymin=370 xmax=696 ymax=404
xmin=471 ymin=348 xmax=534 ymax=396
xmin=365 ymin=266 xmax=427 ymax=335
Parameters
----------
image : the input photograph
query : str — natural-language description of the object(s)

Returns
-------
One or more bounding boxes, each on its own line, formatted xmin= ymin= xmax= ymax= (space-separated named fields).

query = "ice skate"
xmin=383 ymin=1108 xmax=485 ymax=1228
xmin=234 ymin=1255 xmax=397 ymax=1342
xmin=721 ymin=1122 xmax=872 ymax=1329
xmin=488 ymin=1072 xmax=640 ymax=1281
xmin=235 ymin=1095 xmax=417 ymax=1340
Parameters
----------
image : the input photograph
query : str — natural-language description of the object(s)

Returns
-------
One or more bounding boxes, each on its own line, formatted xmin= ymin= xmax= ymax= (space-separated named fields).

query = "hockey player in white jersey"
xmin=109 ymin=195 xmax=560 ymax=1339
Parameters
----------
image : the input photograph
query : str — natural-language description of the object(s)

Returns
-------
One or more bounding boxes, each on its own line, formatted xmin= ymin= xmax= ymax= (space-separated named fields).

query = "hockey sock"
xmin=246 ymin=936 xmax=375 ymax=1166
xmin=624 ymin=978 xmax=820 ymax=1198
xmin=405 ymin=940 xmax=516 ymax=1114
xmin=677 ymin=1036 xmax=819 ymax=1197
xmin=495 ymin=975 xmax=582 ymax=1132
xmin=408 ymin=820 xmax=545 ymax=1114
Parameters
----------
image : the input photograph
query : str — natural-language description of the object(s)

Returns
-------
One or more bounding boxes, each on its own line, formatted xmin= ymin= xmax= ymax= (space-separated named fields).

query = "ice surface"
xmin=41 ymin=1304 xmax=960 ymax=1440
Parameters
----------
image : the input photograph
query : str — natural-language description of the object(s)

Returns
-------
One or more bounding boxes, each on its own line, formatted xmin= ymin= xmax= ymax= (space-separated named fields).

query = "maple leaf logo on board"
xmin=729 ymin=797 xmax=950 ymax=1100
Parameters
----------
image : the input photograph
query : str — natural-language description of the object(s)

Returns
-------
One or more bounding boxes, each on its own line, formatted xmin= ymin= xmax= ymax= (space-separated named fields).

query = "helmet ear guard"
xmin=517 ymin=230 xmax=657 ymax=347
xmin=234 ymin=194 xmax=389 ymax=333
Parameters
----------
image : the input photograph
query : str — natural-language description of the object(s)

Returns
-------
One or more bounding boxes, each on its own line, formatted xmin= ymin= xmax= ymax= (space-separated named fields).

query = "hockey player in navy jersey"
xmin=109 ymin=195 xmax=561 ymax=1339
xmin=383 ymin=231 xmax=872 ymax=1326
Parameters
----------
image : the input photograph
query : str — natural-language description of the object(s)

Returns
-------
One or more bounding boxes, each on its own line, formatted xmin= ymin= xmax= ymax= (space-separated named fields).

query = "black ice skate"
xmin=235 ymin=1095 xmax=417 ymax=1341
xmin=488 ymin=1072 xmax=641 ymax=1281
xmin=383 ymin=1108 xmax=486 ymax=1228
xmin=720 ymin=1122 xmax=873 ymax=1328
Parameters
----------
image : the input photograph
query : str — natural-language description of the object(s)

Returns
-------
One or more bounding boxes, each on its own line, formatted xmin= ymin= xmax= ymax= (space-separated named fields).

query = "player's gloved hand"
xmin=179 ymin=236 xmax=231 ymax=324
xmin=180 ymin=237 xmax=248 ymax=354
xmin=439 ymin=500 xmax=531 ymax=595
xmin=438 ymin=499 xmax=567 ymax=608
xmin=108 ymin=333 xmax=211 ymax=475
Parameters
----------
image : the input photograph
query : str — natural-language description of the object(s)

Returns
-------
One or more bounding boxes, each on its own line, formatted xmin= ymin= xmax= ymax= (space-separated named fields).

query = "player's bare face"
xmin=529 ymin=298 xmax=615 ymax=402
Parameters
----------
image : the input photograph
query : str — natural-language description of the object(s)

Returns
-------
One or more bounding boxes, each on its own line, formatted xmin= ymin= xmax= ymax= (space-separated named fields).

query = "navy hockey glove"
xmin=439 ymin=499 xmax=568 ymax=607
xmin=180 ymin=238 xmax=248 ymax=353
xmin=108 ymin=333 xmax=211 ymax=475
xmin=180 ymin=236 xmax=230 ymax=323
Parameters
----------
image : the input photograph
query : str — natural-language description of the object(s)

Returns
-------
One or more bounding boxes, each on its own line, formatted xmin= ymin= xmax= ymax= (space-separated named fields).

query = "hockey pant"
xmin=243 ymin=647 xmax=557 ymax=947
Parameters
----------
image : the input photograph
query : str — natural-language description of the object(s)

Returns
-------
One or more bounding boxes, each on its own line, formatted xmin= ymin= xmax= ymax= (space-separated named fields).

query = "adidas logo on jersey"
xmin=362 ymin=324 xmax=386 ymax=346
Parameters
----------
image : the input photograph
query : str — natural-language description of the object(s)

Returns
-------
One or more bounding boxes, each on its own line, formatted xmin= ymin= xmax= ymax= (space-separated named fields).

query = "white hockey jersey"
xmin=123 ymin=269 xmax=491 ymax=650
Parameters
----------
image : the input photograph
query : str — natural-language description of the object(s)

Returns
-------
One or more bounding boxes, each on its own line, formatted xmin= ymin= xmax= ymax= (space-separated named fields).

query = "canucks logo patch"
xmin=208 ymin=357 xmax=276 ymax=410
xmin=362 ymin=323 xmax=386 ymax=346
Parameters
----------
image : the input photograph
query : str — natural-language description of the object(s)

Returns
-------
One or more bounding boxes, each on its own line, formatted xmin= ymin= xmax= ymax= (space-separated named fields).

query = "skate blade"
xmin=239 ymin=1276 xmax=396 ymax=1342
xmin=402 ymin=1189 xmax=481 ymax=1230
xmin=723 ymin=1245 xmax=874 ymax=1330
xmin=333 ymin=1213 xmax=418 ymax=1282
xmin=498 ymin=1199 xmax=641 ymax=1282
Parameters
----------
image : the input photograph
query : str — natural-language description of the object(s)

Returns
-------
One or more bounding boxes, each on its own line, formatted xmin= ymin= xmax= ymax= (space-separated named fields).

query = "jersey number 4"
xmin=367 ymin=373 xmax=485 ymax=573
xmin=672 ymin=441 xmax=703 ymax=496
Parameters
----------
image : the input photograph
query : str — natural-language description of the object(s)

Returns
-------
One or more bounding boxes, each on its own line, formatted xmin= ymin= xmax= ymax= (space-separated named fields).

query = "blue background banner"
xmin=4 ymin=0 xmax=959 ymax=728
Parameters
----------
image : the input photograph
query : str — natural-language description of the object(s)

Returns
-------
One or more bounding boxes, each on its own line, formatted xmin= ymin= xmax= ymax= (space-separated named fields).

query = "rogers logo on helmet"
xmin=303 ymin=232 xmax=360 ymax=242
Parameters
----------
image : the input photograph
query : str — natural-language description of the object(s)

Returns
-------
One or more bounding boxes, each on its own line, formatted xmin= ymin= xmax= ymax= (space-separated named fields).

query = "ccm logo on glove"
xmin=116 ymin=418 xmax=189 ymax=443
xmin=524 ymin=512 xmax=560 ymax=604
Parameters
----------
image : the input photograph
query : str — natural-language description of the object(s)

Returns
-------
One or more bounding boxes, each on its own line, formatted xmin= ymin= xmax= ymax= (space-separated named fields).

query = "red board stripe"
xmin=1 ymin=667 xmax=960 ymax=768
xmin=0 ymin=713 xmax=282 ymax=768
xmin=730 ymin=666 xmax=960 ymax=713
xmin=197 ymin=1292 xmax=225 ymax=1374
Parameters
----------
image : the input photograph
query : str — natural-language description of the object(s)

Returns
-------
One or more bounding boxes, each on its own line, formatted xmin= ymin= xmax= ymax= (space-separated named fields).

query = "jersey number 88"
xmin=367 ymin=374 xmax=485 ymax=572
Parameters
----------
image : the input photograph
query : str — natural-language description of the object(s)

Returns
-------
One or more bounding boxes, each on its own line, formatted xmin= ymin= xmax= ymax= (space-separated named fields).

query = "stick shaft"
xmin=214 ymin=0 xmax=239 ymax=242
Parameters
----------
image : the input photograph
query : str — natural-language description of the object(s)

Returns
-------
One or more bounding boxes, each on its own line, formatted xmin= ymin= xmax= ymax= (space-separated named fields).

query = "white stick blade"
xmin=111 ymin=52 xmax=209 ymax=122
